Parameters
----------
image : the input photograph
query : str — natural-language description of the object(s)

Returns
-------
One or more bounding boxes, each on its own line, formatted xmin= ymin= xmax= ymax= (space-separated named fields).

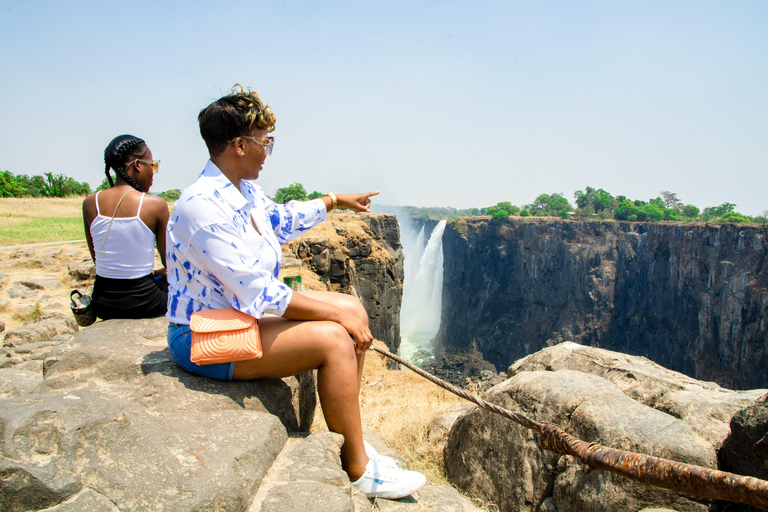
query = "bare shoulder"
xmin=145 ymin=194 xmax=171 ymax=214
xmin=82 ymin=193 xmax=97 ymax=214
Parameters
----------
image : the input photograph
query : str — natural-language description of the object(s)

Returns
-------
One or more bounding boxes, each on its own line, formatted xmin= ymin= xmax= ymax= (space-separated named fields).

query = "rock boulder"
xmin=444 ymin=369 xmax=717 ymax=512
xmin=508 ymin=342 xmax=766 ymax=448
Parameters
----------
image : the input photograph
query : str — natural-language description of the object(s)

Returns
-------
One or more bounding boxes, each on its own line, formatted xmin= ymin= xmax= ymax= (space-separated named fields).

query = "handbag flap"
xmin=190 ymin=308 xmax=256 ymax=333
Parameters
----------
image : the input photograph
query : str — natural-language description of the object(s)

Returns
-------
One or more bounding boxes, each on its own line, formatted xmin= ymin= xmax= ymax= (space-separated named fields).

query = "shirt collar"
xmin=201 ymin=160 xmax=251 ymax=212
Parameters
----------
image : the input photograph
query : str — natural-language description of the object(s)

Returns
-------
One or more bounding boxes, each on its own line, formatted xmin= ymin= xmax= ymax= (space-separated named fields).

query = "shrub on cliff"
xmin=719 ymin=211 xmax=750 ymax=223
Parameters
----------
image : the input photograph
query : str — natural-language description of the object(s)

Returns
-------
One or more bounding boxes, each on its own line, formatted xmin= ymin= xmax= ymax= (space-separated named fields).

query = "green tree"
xmin=643 ymin=204 xmax=664 ymax=222
xmin=574 ymin=187 xmax=614 ymax=213
xmin=528 ymin=193 xmax=572 ymax=217
xmin=682 ymin=204 xmax=700 ymax=218
xmin=307 ymin=190 xmax=324 ymax=200
xmin=15 ymin=174 xmax=46 ymax=197
xmin=520 ymin=209 xmax=530 ymax=217
xmin=0 ymin=170 xmax=26 ymax=197
xmin=96 ymin=177 xmax=111 ymax=191
xmin=663 ymin=209 xmax=678 ymax=221
xmin=39 ymin=173 xmax=90 ymax=196
xmin=498 ymin=201 xmax=520 ymax=216
xmin=486 ymin=201 xmax=521 ymax=219
xmin=528 ymin=193 xmax=551 ymax=215
xmin=273 ymin=182 xmax=308 ymax=203
xmin=615 ymin=200 xmax=640 ymax=221
xmin=720 ymin=212 xmax=749 ymax=223
xmin=158 ymin=189 xmax=182 ymax=201
xmin=704 ymin=202 xmax=736 ymax=217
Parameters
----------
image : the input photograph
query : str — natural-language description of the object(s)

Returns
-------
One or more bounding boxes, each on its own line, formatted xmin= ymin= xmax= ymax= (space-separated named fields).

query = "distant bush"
xmin=273 ymin=182 xmax=308 ymax=203
xmin=158 ymin=189 xmax=181 ymax=201
xmin=719 ymin=212 xmax=750 ymax=224
xmin=682 ymin=204 xmax=700 ymax=218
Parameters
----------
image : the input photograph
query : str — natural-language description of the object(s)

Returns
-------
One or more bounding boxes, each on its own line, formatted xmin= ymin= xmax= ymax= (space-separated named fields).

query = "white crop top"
xmin=90 ymin=191 xmax=156 ymax=279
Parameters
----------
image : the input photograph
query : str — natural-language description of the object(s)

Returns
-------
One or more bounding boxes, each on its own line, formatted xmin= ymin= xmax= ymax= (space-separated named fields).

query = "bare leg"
xmin=301 ymin=291 xmax=369 ymax=389
xmin=233 ymin=315 xmax=368 ymax=480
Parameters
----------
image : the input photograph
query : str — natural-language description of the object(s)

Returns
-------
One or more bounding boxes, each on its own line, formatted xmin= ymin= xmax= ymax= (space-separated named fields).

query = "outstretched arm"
xmin=321 ymin=191 xmax=380 ymax=213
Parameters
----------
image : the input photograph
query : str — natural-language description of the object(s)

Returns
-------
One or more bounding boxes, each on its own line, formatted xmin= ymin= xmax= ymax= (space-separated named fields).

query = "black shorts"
xmin=92 ymin=274 xmax=168 ymax=320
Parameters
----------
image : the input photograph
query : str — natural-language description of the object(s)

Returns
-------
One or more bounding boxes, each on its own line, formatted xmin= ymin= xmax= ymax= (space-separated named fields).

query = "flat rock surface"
xmin=0 ymin=390 xmax=285 ymax=512
xmin=249 ymin=432 xmax=483 ymax=512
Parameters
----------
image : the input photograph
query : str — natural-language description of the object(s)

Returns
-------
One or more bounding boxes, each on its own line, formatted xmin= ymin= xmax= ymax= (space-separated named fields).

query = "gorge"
xmin=432 ymin=218 xmax=768 ymax=390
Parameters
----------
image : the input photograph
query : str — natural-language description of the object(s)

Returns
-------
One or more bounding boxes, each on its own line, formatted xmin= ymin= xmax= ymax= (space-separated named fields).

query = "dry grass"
xmin=298 ymin=210 xmax=394 ymax=265
xmin=12 ymin=303 xmax=43 ymax=323
xmin=0 ymin=197 xmax=84 ymax=218
xmin=312 ymin=341 xmax=465 ymax=486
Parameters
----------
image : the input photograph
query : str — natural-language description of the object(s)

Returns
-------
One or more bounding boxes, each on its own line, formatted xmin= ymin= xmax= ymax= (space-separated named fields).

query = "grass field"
xmin=0 ymin=217 xmax=85 ymax=245
xmin=0 ymin=196 xmax=176 ymax=246
xmin=0 ymin=197 xmax=85 ymax=245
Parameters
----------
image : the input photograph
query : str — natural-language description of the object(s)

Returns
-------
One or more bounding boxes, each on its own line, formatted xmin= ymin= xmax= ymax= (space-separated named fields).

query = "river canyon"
xmin=425 ymin=217 xmax=768 ymax=390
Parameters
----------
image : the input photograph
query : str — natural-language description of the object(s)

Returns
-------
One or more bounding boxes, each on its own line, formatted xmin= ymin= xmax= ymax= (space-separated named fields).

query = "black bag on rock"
xmin=70 ymin=289 xmax=96 ymax=327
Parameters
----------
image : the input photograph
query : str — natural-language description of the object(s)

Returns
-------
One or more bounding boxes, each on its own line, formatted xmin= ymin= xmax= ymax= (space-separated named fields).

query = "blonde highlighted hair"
xmin=198 ymin=84 xmax=277 ymax=156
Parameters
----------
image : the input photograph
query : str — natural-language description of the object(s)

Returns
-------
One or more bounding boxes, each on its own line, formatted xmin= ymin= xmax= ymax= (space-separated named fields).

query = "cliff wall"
xmin=439 ymin=218 xmax=768 ymax=389
xmin=285 ymin=211 xmax=405 ymax=353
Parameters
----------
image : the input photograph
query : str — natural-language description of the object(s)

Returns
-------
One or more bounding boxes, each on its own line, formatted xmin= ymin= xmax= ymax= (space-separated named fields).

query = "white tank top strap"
xmin=136 ymin=192 xmax=146 ymax=217
xmin=95 ymin=191 xmax=102 ymax=215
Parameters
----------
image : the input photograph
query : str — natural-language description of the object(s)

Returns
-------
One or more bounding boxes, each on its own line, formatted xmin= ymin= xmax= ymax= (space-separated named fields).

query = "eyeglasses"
xmin=126 ymin=159 xmax=160 ymax=174
xmin=230 ymin=136 xmax=275 ymax=156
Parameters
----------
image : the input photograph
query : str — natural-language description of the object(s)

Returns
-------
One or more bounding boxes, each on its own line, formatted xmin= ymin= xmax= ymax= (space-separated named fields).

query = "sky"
xmin=1 ymin=0 xmax=766 ymax=215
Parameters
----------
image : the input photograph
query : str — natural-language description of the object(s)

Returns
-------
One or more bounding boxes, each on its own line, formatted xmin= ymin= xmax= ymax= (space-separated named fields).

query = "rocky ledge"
xmin=1 ymin=316 xmax=483 ymax=512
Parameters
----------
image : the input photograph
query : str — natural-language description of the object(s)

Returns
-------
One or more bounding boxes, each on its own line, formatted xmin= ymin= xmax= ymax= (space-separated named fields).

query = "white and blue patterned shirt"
xmin=165 ymin=160 xmax=326 ymax=324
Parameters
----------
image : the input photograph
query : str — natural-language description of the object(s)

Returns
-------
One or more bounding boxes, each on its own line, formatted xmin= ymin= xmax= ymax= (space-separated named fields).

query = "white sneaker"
xmin=351 ymin=458 xmax=426 ymax=499
xmin=363 ymin=440 xmax=398 ymax=468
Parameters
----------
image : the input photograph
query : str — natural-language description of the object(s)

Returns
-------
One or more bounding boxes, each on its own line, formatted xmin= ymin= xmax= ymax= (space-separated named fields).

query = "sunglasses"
xmin=230 ymin=136 xmax=275 ymax=156
xmin=126 ymin=159 xmax=160 ymax=174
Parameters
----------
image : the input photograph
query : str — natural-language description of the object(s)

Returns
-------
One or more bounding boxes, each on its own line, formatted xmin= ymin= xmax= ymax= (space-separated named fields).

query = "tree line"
xmin=1 ymin=170 xmax=91 ymax=198
xmin=0 ymin=169 xmax=185 ymax=202
xmin=0 ymin=169 xmax=318 ymax=205
xmin=2 ymin=170 xmax=764 ymax=225
xmin=389 ymin=187 xmax=766 ymax=224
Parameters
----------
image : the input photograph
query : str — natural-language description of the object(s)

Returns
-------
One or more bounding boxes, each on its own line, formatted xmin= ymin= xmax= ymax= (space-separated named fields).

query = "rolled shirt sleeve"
xmin=265 ymin=198 xmax=327 ymax=244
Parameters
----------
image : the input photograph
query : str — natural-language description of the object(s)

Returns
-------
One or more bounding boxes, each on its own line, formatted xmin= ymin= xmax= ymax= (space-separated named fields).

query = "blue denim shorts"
xmin=167 ymin=322 xmax=236 ymax=381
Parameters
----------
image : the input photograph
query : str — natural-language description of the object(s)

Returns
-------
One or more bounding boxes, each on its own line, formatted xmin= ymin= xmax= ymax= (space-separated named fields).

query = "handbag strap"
xmin=90 ymin=189 xmax=131 ymax=294
xmin=95 ymin=189 xmax=132 ymax=263
xmin=183 ymin=271 xmax=211 ymax=310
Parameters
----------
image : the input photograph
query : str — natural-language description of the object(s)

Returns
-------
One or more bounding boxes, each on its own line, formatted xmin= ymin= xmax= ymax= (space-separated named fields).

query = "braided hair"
xmin=103 ymin=135 xmax=147 ymax=192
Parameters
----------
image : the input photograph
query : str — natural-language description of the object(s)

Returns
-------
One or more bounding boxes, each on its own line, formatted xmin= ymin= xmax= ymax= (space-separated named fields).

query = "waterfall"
xmin=399 ymin=220 xmax=447 ymax=361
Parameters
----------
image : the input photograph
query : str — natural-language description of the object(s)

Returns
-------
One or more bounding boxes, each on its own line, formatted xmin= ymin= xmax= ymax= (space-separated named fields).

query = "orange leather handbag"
xmin=189 ymin=308 xmax=262 ymax=365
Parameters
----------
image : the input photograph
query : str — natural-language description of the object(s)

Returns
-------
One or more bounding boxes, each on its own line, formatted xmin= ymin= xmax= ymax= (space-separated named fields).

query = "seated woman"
xmin=166 ymin=85 xmax=426 ymax=500
xmin=81 ymin=135 xmax=170 ymax=320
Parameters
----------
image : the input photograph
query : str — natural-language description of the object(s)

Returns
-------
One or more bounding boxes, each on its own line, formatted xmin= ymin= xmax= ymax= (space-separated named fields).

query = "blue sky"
xmin=1 ymin=0 xmax=766 ymax=215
